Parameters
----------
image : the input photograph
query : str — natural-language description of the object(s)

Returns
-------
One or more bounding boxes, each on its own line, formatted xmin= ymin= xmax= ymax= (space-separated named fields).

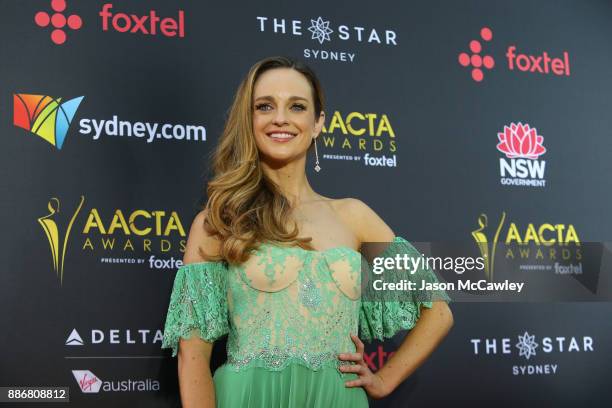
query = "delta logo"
xmin=458 ymin=27 xmax=571 ymax=82
xmin=13 ymin=93 xmax=84 ymax=150
xmin=72 ymin=370 xmax=160 ymax=393
xmin=319 ymin=111 xmax=398 ymax=168
xmin=497 ymin=122 xmax=547 ymax=188
xmin=34 ymin=0 xmax=185 ymax=45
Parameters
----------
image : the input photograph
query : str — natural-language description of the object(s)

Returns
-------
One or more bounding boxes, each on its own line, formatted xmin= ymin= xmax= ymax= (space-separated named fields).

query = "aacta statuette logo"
xmin=458 ymin=26 xmax=571 ymax=82
xmin=497 ymin=122 xmax=547 ymax=188
xmin=471 ymin=212 xmax=506 ymax=282
xmin=13 ymin=93 xmax=84 ymax=150
xmin=37 ymin=196 xmax=85 ymax=285
xmin=34 ymin=0 xmax=83 ymax=45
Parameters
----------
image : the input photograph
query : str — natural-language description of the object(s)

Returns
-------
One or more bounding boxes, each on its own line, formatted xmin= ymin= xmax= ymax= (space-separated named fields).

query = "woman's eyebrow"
xmin=254 ymin=95 xmax=309 ymax=102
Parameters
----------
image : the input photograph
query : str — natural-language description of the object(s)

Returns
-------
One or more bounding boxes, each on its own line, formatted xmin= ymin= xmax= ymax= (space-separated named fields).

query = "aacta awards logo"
xmin=471 ymin=331 xmax=594 ymax=376
xmin=497 ymin=122 xmax=547 ymax=188
xmin=13 ymin=93 xmax=84 ymax=150
xmin=319 ymin=111 xmax=398 ymax=167
xmin=471 ymin=212 xmax=582 ymax=281
xmin=34 ymin=0 xmax=185 ymax=45
xmin=458 ymin=26 xmax=571 ymax=82
xmin=36 ymin=196 xmax=187 ymax=282
xmin=38 ymin=196 xmax=85 ymax=285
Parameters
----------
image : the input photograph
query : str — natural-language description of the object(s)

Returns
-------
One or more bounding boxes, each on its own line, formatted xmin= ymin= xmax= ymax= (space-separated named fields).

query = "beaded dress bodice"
xmin=162 ymin=237 xmax=444 ymax=373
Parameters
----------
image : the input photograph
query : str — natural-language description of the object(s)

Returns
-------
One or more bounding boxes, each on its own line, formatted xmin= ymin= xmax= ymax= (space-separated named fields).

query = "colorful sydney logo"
xmin=13 ymin=93 xmax=84 ymax=150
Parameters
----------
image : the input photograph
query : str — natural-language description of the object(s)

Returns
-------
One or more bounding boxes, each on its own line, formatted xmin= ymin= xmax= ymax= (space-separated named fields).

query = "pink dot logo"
xmin=458 ymin=27 xmax=495 ymax=82
xmin=34 ymin=0 xmax=82 ymax=45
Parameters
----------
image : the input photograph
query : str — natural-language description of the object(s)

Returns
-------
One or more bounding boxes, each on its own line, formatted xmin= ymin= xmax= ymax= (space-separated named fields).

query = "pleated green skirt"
xmin=213 ymin=363 xmax=369 ymax=407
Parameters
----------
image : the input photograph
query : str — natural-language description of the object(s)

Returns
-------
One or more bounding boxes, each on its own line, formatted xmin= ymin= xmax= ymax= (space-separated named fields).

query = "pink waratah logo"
xmin=458 ymin=27 xmax=495 ymax=82
xmin=496 ymin=122 xmax=546 ymax=159
xmin=34 ymin=0 xmax=83 ymax=45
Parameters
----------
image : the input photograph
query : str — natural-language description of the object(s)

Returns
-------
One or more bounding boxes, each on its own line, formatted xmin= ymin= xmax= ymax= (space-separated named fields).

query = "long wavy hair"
xmin=200 ymin=56 xmax=325 ymax=264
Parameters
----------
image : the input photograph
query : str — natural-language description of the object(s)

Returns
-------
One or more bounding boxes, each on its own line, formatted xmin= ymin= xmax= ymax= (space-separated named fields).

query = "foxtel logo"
xmin=458 ymin=27 xmax=571 ymax=82
xmin=34 ymin=1 xmax=185 ymax=45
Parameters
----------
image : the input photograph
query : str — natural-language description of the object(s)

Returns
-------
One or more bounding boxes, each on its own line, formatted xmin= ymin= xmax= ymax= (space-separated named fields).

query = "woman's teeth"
xmin=268 ymin=132 xmax=296 ymax=140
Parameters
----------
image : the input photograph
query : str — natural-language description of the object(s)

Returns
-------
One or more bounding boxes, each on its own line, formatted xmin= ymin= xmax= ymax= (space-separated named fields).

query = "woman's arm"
xmin=339 ymin=199 xmax=454 ymax=398
xmin=178 ymin=335 xmax=215 ymax=408
xmin=176 ymin=209 xmax=221 ymax=408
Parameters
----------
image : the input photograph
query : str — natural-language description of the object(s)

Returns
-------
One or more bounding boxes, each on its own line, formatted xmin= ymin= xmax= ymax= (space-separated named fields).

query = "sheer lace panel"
xmin=161 ymin=237 xmax=450 ymax=372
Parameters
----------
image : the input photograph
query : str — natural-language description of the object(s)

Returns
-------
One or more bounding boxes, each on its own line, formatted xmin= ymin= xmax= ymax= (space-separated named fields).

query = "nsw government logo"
xmin=497 ymin=122 xmax=547 ymax=188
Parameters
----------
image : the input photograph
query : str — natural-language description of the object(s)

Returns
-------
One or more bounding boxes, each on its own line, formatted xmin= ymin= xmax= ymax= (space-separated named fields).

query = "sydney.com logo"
xmin=13 ymin=93 xmax=206 ymax=149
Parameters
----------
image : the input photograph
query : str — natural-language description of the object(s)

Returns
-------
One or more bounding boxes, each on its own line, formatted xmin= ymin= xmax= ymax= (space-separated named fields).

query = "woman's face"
xmin=252 ymin=67 xmax=325 ymax=166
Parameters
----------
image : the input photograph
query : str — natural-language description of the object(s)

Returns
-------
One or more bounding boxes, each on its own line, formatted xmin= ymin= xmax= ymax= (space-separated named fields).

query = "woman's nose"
xmin=273 ymin=107 xmax=288 ymax=125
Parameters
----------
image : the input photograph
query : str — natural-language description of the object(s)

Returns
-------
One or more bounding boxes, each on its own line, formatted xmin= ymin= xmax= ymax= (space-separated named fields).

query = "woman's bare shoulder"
xmin=331 ymin=198 xmax=395 ymax=243
xmin=183 ymin=208 xmax=223 ymax=264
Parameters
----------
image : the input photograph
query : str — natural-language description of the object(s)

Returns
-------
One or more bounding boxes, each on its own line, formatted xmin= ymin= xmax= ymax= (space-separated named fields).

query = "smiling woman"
xmin=161 ymin=56 xmax=453 ymax=408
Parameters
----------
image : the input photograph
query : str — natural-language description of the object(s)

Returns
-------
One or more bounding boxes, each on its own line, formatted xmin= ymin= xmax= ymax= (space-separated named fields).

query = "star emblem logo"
xmin=515 ymin=331 xmax=538 ymax=360
xmin=308 ymin=17 xmax=333 ymax=44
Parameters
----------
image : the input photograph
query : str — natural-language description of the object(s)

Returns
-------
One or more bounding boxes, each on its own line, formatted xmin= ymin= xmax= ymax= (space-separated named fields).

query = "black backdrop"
xmin=1 ymin=0 xmax=612 ymax=407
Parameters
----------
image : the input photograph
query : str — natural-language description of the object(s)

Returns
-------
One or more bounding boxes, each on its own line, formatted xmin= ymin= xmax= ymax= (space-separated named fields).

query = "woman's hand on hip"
xmin=338 ymin=333 xmax=391 ymax=399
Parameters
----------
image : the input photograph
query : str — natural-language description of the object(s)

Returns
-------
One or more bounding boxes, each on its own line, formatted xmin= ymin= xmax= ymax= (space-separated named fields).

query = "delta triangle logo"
xmin=66 ymin=328 xmax=84 ymax=346
xmin=13 ymin=93 xmax=84 ymax=150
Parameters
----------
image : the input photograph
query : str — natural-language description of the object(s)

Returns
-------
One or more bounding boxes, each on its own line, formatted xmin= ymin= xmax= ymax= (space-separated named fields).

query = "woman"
xmin=162 ymin=56 xmax=453 ymax=407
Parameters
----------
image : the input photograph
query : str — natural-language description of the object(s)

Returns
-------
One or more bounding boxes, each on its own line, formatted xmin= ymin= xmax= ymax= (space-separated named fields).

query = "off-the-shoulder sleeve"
xmin=161 ymin=261 xmax=229 ymax=357
xmin=359 ymin=236 xmax=450 ymax=342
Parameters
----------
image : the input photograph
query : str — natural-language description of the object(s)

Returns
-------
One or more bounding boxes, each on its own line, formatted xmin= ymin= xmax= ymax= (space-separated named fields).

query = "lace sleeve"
xmin=161 ymin=261 xmax=229 ymax=357
xmin=359 ymin=236 xmax=450 ymax=342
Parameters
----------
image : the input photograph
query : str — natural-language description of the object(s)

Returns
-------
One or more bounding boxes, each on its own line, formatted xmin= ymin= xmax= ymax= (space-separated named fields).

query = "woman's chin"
xmin=259 ymin=152 xmax=303 ymax=168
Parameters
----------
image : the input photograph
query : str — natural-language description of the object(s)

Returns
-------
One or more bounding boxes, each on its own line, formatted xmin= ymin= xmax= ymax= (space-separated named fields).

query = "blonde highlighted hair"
xmin=200 ymin=56 xmax=325 ymax=264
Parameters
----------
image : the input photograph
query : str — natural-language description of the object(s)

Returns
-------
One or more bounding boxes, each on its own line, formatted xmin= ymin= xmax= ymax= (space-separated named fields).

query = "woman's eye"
xmin=255 ymin=103 xmax=306 ymax=112
xmin=255 ymin=103 xmax=271 ymax=111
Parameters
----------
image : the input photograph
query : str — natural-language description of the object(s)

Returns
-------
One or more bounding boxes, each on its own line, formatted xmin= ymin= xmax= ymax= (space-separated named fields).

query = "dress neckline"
xmin=180 ymin=243 xmax=362 ymax=269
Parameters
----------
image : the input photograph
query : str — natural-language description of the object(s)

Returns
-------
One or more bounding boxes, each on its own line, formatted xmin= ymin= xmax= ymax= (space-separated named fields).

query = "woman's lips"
xmin=266 ymin=132 xmax=298 ymax=142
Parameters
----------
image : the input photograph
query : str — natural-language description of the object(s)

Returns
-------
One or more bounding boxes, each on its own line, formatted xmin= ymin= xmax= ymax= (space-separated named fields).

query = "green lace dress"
xmin=161 ymin=236 xmax=447 ymax=407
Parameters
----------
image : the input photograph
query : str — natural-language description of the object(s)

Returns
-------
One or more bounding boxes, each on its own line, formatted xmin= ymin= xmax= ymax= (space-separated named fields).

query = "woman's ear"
xmin=313 ymin=110 xmax=326 ymax=139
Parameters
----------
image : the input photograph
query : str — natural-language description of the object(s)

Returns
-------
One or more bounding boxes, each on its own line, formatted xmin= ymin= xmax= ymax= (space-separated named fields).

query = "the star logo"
xmin=308 ymin=17 xmax=333 ymax=44
xmin=515 ymin=331 xmax=538 ymax=360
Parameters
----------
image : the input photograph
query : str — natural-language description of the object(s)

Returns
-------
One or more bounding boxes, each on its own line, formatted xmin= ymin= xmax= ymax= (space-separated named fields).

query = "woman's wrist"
xmin=373 ymin=369 xmax=396 ymax=398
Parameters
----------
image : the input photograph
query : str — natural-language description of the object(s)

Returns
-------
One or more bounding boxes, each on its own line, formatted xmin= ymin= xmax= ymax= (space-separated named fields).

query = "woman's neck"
xmin=261 ymin=158 xmax=321 ymax=207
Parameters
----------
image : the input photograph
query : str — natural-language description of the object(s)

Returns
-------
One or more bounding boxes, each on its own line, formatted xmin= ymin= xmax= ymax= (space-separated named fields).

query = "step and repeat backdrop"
xmin=1 ymin=0 xmax=612 ymax=407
